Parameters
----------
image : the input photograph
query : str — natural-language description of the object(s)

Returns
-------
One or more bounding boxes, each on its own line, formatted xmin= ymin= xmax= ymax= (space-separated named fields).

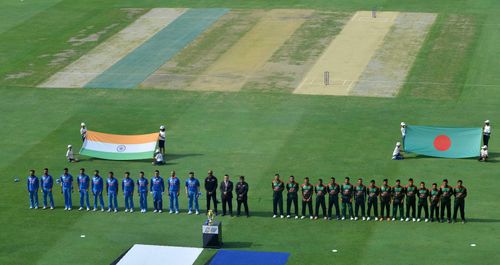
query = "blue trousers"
xmin=188 ymin=191 xmax=199 ymax=212
xmin=29 ymin=191 xmax=39 ymax=208
xmin=63 ymin=188 xmax=72 ymax=209
xmin=108 ymin=192 xmax=118 ymax=209
xmin=139 ymin=192 xmax=148 ymax=210
xmin=124 ymin=192 xmax=134 ymax=209
xmin=169 ymin=191 xmax=179 ymax=211
xmin=42 ymin=190 xmax=54 ymax=208
xmin=153 ymin=191 xmax=162 ymax=211
xmin=93 ymin=192 xmax=105 ymax=209
xmin=79 ymin=190 xmax=90 ymax=208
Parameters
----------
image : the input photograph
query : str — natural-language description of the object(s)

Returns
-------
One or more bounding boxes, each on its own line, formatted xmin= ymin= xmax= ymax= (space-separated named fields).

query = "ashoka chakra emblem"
xmin=116 ymin=145 xmax=126 ymax=152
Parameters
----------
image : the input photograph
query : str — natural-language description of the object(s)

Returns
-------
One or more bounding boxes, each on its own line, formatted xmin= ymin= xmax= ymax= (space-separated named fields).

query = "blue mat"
xmin=85 ymin=8 xmax=228 ymax=89
xmin=209 ymin=250 xmax=290 ymax=265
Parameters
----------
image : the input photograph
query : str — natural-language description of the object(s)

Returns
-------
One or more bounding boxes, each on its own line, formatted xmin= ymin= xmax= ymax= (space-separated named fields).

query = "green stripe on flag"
xmin=404 ymin=125 xmax=481 ymax=158
xmin=80 ymin=149 xmax=154 ymax=160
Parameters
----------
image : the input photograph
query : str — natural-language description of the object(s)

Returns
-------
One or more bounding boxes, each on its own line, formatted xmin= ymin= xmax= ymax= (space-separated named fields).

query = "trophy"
xmin=207 ymin=209 xmax=215 ymax=225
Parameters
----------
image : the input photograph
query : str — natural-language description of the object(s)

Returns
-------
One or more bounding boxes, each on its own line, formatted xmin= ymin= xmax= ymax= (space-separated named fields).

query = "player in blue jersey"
xmin=167 ymin=171 xmax=180 ymax=214
xmin=40 ymin=168 xmax=54 ymax=210
xmin=27 ymin=169 xmax=39 ymax=209
xmin=91 ymin=170 xmax=105 ymax=211
xmin=60 ymin=168 xmax=74 ymax=211
xmin=122 ymin=172 xmax=135 ymax=212
xmin=106 ymin=171 xmax=119 ymax=212
xmin=185 ymin=172 xmax=200 ymax=215
xmin=77 ymin=168 xmax=91 ymax=211
xmin=137 ymin=171 xmax=149 ymax=213
xmin=150 ymin=170 xmax=165 ymax=213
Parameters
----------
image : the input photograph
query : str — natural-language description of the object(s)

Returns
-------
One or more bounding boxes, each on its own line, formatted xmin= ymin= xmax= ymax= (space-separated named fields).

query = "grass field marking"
xmin=38 ymin=8 xmax=186 ymax=88
xmin=188 ymin=9 xmax=313 ymax=92
xmin=294 ymin=11 xmax=399 ymax=96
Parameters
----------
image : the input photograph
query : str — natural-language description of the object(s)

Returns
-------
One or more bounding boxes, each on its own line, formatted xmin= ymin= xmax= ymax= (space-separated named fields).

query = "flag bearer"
xmin=27 ymin=169 xmax=39 ymax=209
xmin=286 ymin=175 xmax=299 ymax=219
xmin=483 ymin=120 xmax=491 ymax=146
xmin=167 ymin=171 xmax=180 ymax=214
xmin=314 ymin=178 xmax=327 ymax=220
xmin=341 ymin=177 xmax=354 ymax=220
xmin=429 ymin=183 xmax=441 ymax=222
xmin=77 ymin=168 xmax=91 ymax=211
xmin=417 ymin=181 xmax=429 ymax=222
xmin=354 ymin=178 xmax=367 ymax=221
xmin=327 ymin=177 xmax=340 ymax=220
xmin=439 ymin=179 xmax=453 ymax=223
xmin=158 ymin=125 xmax=166 ymax=155
xmin=300 ymin=177 xmax=314 ymax=219
xmin=392 ymin=142 xmax=404 ymax=160
xmin=379 ymin=179 xmax=391 ymax=221
xmin=122 ymin=172 xmax=135 ymax=212
xmin=366 ymin=180 xmax=379 ymax=221
xmin=392 ymin=179 xmax=405 ymax=221
xmin=272 ymin=174 xmax=284 ymax=218
xmin=40 ymin=168 xmax=54 ymax=210
xmin=400 ymin=122 xmax=407 ymax=144
xmin=60 ymin=168 xmax=74 ymax=211
xmin=405 ymin=178 xmax=417 ymax=222
xmin=137 ymin=171 xmax=149 ymax=213
xmin=91 ymin=170 xmax=105 ymax=211
xmin=453 ymin=180 xmax=467 ymax=223
xmin=106 ymin=172 xmax=119 ymax=212
xmin=80 ymin=122 xmax=87 ymax=142
xmin=151 ymin=170 xmax=165 ymax=213
xmin=185 ymin=172 xmax=200 ymax=215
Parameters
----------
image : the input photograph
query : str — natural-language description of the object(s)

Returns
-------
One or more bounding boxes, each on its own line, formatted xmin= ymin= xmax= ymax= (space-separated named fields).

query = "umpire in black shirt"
xmin=205 ymin=170 xmax=218 ymax=214
xmin=236 ymin=176 xmax=249 ymax=217
xmin=219 ymin=174 xmax=233 ymax=216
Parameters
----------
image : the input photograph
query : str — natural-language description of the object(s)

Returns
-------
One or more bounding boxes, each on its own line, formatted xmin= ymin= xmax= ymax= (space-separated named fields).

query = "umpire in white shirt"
xmin=80 ymin=122 xmax=87 ymax=142
xmin=400 ymin=122 xmax=407 ymax=145
xmin=483 ymin=120 xmax=491 ymax=146
xmin=158 ymin=125 xmax=166 ymax=155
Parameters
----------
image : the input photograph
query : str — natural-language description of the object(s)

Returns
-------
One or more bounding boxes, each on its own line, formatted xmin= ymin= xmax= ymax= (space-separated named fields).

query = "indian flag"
xmin=80 ymin=130 xmax=158 ymax=160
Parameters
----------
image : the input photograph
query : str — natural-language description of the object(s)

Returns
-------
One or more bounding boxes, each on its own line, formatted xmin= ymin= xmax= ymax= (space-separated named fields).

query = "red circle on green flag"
xmin=434 ymin=135 xmax=451 ymax=151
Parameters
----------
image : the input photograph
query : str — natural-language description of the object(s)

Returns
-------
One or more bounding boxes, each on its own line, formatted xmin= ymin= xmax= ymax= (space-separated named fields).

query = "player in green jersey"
xmin=453 ymin=180 xmax=467 ymax=223
xmin=417 ymin=181 xmax=429 ymax=222
xmin=379 ymin=179 xmax=391 ymax=221
xmin=341 ymin=177 xmax=354 ymax=220
xmin=327 ymin=177 xmax=341 ymax=220
xmin=439 ymin=179 xmax=453 ymax=223
xmin=367 ymin=180 xmax=379 ymax=221
xmin=392 ymin=179 xmax=405 ymax=221
xmin=272 ymin=174 xmax=285 ymax=218
xmin=429 ymin=183 xmax=441 ymax=222
xmin=301 ymin=177 xmax=314 ymax=219
xmin=405 ymin=178 xmax=417 ymax=222
xmin=286 ymin=175 xmax=299 ymax=219
xmin=354 ymin=178 xmax=367 ymax=221
xmin=315 ymin=179 xmax=327 ymax=220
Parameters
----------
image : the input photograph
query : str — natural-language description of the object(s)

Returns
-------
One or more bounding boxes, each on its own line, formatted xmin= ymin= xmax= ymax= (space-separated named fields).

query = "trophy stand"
xmin=202 ymin=210 xmax=223 ymax=248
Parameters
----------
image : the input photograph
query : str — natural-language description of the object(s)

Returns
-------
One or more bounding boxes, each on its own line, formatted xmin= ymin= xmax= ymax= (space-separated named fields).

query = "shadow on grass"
xmin=466 ymin=218 xmax=500 ymax=223
xmin=222 ymin=241 xmax=254 ymax=248
xmin=77 ymin=153 xmax=203 ymax=164
xmin=402 ymin=152 xmax=500 ymax=162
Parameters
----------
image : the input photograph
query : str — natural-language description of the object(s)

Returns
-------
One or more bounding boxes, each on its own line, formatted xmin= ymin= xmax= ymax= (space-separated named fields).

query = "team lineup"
xmin=26 ymin=168 xmax=467 ymax=223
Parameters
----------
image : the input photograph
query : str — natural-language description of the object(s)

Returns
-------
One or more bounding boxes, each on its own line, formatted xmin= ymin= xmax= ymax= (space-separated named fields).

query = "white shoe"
xmin=175 ymin=211 xmax=179 ymax=214
xmin=196 ymin=211 xmax=199 ymax=215
xmin=425 ymin=218 xmax=429 ymax=222
xmin=362 ymin=217 xmax=366 ymax=221
xmin=159 ymin=210 xmax=162 ymax=213
xmin=153 ymin=210 xmax=158 ymax=213
xmin=412 ymin=218 xmax=416 ymax=222
xmin=367 ymin=217 xmax=371 ymax=221
xmin=114 ymin=209 xmax=118 ymax=213
xmin=35 ymin=206 xmax=38 ymax=209
xmin=64 ymin=207 xmax=67 ymax=210
xmin=400 ymin=218 xmax=404 ymax=222
xmin=30 ymin=206 xmax=33 ymax=209
xmin=188 ymin=211 xmax=193 ymax=215
xmin=273 ymin=215 xmax=277 ymax=218
xmin=374 ymin=217 xmax=378 ymax=221
xmin=417 ymin=218 xmax=421 ymax=222
xmin=169 ymin=210 xmax=173 ymax=214
xmin=286 ymin=215 xmax=291 ymax=218
xmin=86 ymin=208 xmax=90 ymax=211
xmin=350 ymin=217 xmax=354 ymax=220
xmin=392 ymin=218 xmax=395 ymax=221
xmin=301 ymin=216 xmax=305 ymax=219
xmin=405 ymin=217 xmax=410 ymax=222
xmin=68 ymin=208 xmax=71 ymax=211
xmin=341 ymin=217 xmax=345 ymax=220
xmin=130 ymin=209 xmax=134 ymax=213
xmin=50 ymin=207 xmax=54 ymax=210
xmin=93 ymin=208 xmax=97 ymax=212
xmin=280 ymin=215 xmax=284 ymax=219
xmin=101 ymin=208 xmax=104 ymax=212
xmin=125 ymin=209 xmax=129 ymax=212
xmin=310 ymin=216 xmax=313 ymax=220
xmin=43 ymin=206 xmax=47 ymax=210
xmin=79 ymin=207 xmax=83 ymax=211
xmin=354 ymin=217 xmax=358 ymax=221
xmin=295 ymin=216 xmax=299 ymax=219
xmin=324 ymin=217 xmax=327 ymax=220
xmin=107 ymin=208 xmax=111 ymax=212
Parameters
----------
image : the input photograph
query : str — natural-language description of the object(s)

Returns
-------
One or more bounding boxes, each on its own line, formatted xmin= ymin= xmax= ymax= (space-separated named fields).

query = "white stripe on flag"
xmin=82 ymin=140 xmax=156 ymax=154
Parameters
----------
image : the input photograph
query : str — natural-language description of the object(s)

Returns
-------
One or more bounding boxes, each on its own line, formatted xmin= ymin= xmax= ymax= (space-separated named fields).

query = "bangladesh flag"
xmin=404 ymin=125 xmax=481 ymax=158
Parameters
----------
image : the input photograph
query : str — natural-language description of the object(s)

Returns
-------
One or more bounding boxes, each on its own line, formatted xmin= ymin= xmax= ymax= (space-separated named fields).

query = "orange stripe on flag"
xmin=86 ymin=130 xmax=158 ymax=144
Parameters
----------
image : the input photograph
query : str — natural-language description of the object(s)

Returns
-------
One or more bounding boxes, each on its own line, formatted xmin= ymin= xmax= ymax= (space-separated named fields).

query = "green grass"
xmin=1 ymin=0 xmax=500 ymax=265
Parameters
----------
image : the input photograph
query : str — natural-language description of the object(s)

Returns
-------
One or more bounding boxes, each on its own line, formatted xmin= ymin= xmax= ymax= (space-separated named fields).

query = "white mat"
xmin=117 ymin=244 xmax=203 ymax=265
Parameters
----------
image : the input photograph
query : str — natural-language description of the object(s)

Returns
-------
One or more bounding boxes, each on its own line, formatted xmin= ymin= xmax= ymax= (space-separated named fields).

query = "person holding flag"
xmin=314 ymin=178 xmax=327 ymax=220
xmin=392 ymin=179 xmax=405 ymax=221
xmin=272 ymin=174 xmax=284 ymax=218
xmin=379 ymin=179 xmax=392 ymax=221
xmin=405 ymin=178 xmax=417 ymax=222
xmin=167 ymin=171 xmax=180 ymax=214
xmin=479 ymin=145 xmax=488 ymax=162
xmin=453 ymin=180 xmax=467 ymax=223
xmin=286 ymin=175 xmax=299 ymax=219
xmin=91 ymin=170 xmax=105 ymax=211
xmin=77 ymin=168 xmax=91 ymax=211
xmin=300 ymin=177 xmax=314 ymax=220
xmin=417 ymin=181 xmax=429 ymax=222
xmin=429 ymin=183 xmax=441 ymax=222
xmin=439 ymin=179 xmax=453 ymax=223
xmin=40 ymin=168 xmax=54 ymax=210
xmin=106 ymin=172 xmax=119 ymax=212
xmin=158 ymin=125 xmax=166 ymax=155
xmin=392 ymin=142 xmax=403 ymax=160
xmin=137 ymin=171 xmax=149 ymax=213
xmin=341 ymin=177 xmax=354 ymax=220
xmin=151 ymin=170 xmax=165 ymax=213
xmin=483 ymin=120 xmax=491 ymax=146
xmin=354 ymin=178 xmax=367 ymax=221
xmin=27 ymin=169 xmax=39 ymax=209
xmin=186 ymin=172 xmax=200 ymax=215
xmin=60 ymin=168 xmax=74 ymax=211
xmin=80 ymin=122 xmax=87 ymax=142
xmin=400 ymin=122 xmax=407 ymax=144
xmin=122 ymin=172 xmax=135 ymax=212
xmin=327 ymin=177 xmax=340 ymax=220
xmin=366 ymin=179 xmax=379 ymax=221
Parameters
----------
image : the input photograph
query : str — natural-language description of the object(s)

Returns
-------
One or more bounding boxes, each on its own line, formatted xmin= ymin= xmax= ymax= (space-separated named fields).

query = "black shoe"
xmin=447 ymin=219 xmax=451 ymax=223
xmin=221 ymin=214 xmax=225 ymax=216
xmin=440 ymin=219 xmax=445 ymax=223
